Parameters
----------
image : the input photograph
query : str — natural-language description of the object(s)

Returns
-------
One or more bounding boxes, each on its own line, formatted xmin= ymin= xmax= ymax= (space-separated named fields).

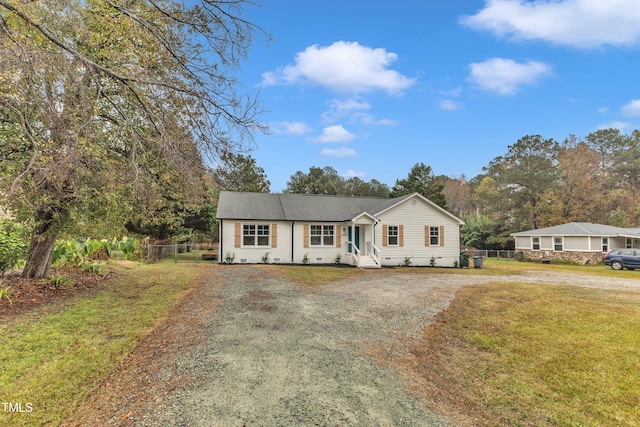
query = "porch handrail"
xmin=351 ymin=241 xmax=360 ymax=267
xmin=371 ymin=243 xmax=381 ymax=265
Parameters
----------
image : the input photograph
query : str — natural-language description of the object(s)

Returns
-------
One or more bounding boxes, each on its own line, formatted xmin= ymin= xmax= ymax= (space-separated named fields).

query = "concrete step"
xmin=358 ymin=256 xmax=381 ymax=269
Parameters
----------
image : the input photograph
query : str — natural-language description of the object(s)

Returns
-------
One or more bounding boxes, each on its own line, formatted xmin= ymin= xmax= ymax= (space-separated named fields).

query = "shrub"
xmin=224 ymin=251 xmax=235 ymax=264
xmin=430 ymin=255 xmax=437 ymax=267
xmin=402 ymin=256 xmax=413 ymax=267
xmin=302 ymin=253 xmax=309 ymax=265
xmin=335 ymin=253 xmax=342 ymax=264
xmin=0 ymin=220 xmax=29 ymax=276
xmin=261 ymin=252 xmax=270 ymax=264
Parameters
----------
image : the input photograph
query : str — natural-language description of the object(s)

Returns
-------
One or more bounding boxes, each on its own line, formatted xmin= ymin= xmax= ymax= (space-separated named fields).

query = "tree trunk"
xmin=22 ymin=234 xmax=57 ymax=278
xmin=22 ymin=208 xmax=60 ymax=278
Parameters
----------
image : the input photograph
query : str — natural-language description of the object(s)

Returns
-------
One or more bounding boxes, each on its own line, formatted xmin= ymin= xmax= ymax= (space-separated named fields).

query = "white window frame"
xmin=554 ymin=237 xmax=563 ymax=252
xmin=310 ymin=224 xmax=335 ymax=247
xmin=532 ymin=237 xmax=540 ymax=251
xmin=626 ymin=238 xmax=633 ymax=249
xmin=387 ymin=225 xmax=399 ymax=246
xmin=602 ymin=237 xmax=608 ymax=252
xmin=430 ymin=226 xmax=440 ymax=246
xmin=242 ymin=224 xmax=270 ymax=247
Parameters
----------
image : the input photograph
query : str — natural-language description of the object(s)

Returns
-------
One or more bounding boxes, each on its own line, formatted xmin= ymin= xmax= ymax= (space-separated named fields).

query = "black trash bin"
xmin=473 ymin=256 xmax=483 ymax=269
xmin=460 ymin=253 xmax=469 ymax=268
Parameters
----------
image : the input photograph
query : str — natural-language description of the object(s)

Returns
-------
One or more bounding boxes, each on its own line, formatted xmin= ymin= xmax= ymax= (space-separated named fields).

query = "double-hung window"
xmin=554 ymin=237 xmax=563 ymax=252
xmin=430 ymin=226 xmax=440 ymax=246
xmin=602 ymin=237 xmax=608 ymax=252
xmin=388 ymin=226 xmax=399 ymax=246
xmin=310 ymin=225 xmax=334 ymax=246
xmin=532 ymin=237 xmax=540 ymax=250
xmin=243 ymin=224 xmax=270 ymax=247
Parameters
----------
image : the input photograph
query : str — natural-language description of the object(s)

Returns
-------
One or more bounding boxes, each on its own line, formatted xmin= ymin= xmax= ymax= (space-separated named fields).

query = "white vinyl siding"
xmin=375 ymin=196 xmax=461 ymax=267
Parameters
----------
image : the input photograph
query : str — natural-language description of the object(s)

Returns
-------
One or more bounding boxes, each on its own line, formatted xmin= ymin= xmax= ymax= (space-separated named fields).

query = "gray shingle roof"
xmin=217 ymin=191 xmax=465 ymax=223
xmin=511 ymin=222 xmax=640 ymax=237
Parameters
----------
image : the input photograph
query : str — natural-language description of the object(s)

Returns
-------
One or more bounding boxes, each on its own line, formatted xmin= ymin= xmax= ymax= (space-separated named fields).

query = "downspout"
xmin=291 ymin=222 xmax=295 ymax=263
xmin=218 ymin=219 xmax=223 ymax=264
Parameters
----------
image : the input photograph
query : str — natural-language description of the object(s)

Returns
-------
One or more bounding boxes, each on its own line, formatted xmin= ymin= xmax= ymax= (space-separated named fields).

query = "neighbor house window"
xmin=430 ymin=226 xmax=440 ymax=246
xmin=627 ymin=238 xmax=633 ymax=248
xmin=602 ymin=237 xmax=608 ymax=252
xmin=554 ymin=237 xmax=563 ymax=252
xmin=532 ymin=237 xmax=540 ymax=250
xmin=388 ymin=226 xmax=399 ymax=246
xmin=243 ymin=224 xmax=270 ymax=247
xmin=310 ymin=225 xmax=334 ymax=246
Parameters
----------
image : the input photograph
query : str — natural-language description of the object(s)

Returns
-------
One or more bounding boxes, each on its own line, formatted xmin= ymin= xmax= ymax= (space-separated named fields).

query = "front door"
xmin=347 ymin=226 xmax=361 ymax=253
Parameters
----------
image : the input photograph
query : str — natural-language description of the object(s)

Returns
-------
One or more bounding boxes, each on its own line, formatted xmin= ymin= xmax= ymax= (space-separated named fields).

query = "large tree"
xmin=390 ymin=162 xmax=446 ymax=208
xmin=484 ymin=135 xmax=558 ymax=230
xmin=0 ymin=0 xmax=265 ymax=277
xmin=213 ymin=152 xmax=270 ymax=192
xmin=284 ymin=166 xmax=390 ymax=197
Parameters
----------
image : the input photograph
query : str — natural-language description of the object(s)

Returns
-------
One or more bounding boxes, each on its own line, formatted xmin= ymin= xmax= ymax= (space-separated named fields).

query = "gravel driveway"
xmin=69 ymin=265 xmax=640 ymax=426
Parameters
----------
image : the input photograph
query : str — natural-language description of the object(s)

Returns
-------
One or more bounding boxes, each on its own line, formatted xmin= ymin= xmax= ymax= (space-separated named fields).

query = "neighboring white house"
xmin=512 ymin=222 xmax=640 ymax=264
xmin=216 ymin=191 xmax=464 ymax=268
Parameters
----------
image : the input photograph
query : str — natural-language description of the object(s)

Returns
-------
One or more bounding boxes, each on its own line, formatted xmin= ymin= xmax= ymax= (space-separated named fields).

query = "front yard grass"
xmin=408 ymin=282 xmax=640 ymax=426
xmin=0 ymin=261 xmax=210 ymax=426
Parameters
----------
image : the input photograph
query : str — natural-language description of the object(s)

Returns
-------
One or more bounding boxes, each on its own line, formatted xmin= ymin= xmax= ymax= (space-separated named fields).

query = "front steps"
xmin=358 ymin=255 xmax=381 ymax=269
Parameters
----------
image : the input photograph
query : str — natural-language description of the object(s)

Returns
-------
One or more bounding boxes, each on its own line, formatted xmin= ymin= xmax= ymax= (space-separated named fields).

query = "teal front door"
xmin=348 ymin=226 xmax=361 ymax=253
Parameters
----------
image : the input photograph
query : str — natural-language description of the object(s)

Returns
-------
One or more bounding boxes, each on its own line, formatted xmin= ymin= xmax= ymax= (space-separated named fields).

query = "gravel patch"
xmin=69 ymin=265 xmax=640 ymax=426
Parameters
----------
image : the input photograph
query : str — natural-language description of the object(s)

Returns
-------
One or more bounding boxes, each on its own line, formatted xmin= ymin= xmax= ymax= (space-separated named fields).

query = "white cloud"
xmin=342 ymin=169 xmax=366 ymax=178
xmin=460 ymin=0 xmax=640 ymax=49
xmin=270 ymin=121 xmax=312 ymax=135
xmin=315 ymin=125 xmax=357 ymax=143
xmin=621 ymin=99 xmax=640 ymax=117
xmin=440 ymin=87 xmax=463 ymax=97
xmin=440 ymin=99 xmax=463 ymax=111
xmin=322 ymin=98 xmax=371 ymax=122
xmin=261 ymin=41 xmax=416 ymax=95
xmin=467 ymin=57 xmax=552 ymax=95
xmin=320 ymin=147 xmax=357 ymax=157
xmin=597 ymin=121 xmax=631 ymax=132
xmin=351 ymin=112 xmax=396 ymax=126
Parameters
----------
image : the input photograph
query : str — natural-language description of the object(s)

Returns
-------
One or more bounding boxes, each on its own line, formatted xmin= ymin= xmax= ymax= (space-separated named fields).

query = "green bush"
xmin=0 ymin=220 xmax=29 ymax=276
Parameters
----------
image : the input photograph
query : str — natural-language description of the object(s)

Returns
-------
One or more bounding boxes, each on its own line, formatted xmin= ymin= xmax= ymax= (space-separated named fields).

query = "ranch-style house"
xmin=512 ymin=222 xmax=640 ymax=264
xmin=216 ymin=191 xmax=464 ymax=268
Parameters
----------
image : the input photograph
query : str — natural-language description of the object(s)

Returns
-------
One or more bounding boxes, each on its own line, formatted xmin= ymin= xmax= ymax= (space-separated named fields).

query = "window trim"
xmin=602 ymin=237 xmax=608 ymax=252
xmin=387 ymin=225 xmax=399 ymax=246
xmin=532 ymin=237 xmax=540 ymax=251
xmin=242 ymin=223 xmax=271 ymax=248
xmin=429 ymin=226 xmax=440 ymax=246
xmin=554 ymin=236 xmax=563 ymax=252
xmin=309 ymin=224 xmax=335 ymax=247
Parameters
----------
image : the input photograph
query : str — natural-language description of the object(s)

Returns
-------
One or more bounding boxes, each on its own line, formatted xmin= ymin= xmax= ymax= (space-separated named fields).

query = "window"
xmin=388 ymin=226 xmax=399 ymax=246
xmin=532 ymin=237 xmax=540 ymax=250
xmin=243 ymin=224 xmax=270 ymax=247
xmin=310 ymin=225 xmax=334 ymax=246
xmin=554 ymin=237 xmax=563 ymax=252
xmin=602 ymin=237 xmax=608 ymax=252
xmin=627 ymin=238 xmax=633 ymax=249
xmin=430 ymin=226 xmax=440 ymax=246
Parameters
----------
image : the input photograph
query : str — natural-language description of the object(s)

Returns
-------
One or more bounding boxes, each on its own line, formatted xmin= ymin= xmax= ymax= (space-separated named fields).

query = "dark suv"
xmin=604 ymin=249 xmax=640 ymax=270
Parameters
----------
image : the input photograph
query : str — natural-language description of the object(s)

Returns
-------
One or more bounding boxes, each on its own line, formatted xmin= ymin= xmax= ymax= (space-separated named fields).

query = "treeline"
xmin=262 ymin=128 xmax=640 ymax=250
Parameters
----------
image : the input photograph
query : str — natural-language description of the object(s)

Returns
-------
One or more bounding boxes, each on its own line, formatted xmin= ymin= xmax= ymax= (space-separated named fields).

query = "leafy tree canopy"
xmin=390 ymin=162 xmax=446 ymax=208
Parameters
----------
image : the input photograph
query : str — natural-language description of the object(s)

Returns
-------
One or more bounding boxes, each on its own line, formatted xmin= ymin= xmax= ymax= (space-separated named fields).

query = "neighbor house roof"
xmin=511 ymin=222 xmax=640 ymax=238
xmin=217 ymin=191 xmax=464 ymax=224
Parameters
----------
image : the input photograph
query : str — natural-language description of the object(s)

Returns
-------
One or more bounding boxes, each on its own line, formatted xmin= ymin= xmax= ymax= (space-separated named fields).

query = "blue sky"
xmin=235 ymin=0 xmax=640 ymax=192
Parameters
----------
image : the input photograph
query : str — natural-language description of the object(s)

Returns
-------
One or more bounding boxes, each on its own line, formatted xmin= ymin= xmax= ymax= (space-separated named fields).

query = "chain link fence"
xmin=147 ymin=243 xmax=218 ymax=264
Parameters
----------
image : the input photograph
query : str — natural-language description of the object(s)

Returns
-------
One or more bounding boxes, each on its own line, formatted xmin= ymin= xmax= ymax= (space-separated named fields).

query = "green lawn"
xmin=0 ymin=261 xmax=211 ymax=426
xmin=411 ymin=281 xmax=640 ymax=426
